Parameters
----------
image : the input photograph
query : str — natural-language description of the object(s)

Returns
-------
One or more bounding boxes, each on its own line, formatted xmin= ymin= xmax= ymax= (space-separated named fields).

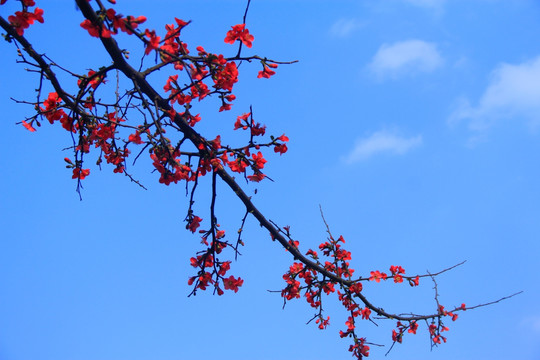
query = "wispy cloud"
xmin=521 ymin=315 xmax=540 ymax=333
xmin=329 ymin=18 xmax=363 ymax=38
xmin=343 ymin=130 xmax=422 ymax=163
xmin=368 ymin=40 xmax=443 ymax=79
xmin=450 ymin=55 xmax=540 ymax=131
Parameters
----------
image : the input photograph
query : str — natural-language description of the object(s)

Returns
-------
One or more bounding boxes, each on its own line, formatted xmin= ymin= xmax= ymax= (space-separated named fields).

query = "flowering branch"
xmin=0 ymin=1 xmax=521 ymax=358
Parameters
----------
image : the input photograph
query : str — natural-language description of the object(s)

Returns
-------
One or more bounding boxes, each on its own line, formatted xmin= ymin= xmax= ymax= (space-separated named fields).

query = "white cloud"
xmin=450 ymin=55 xmax=540 ymax=131
xmin=368 ymin=40 xmax=443 ymax=79
xmin=343 ymin=130 xmax=422 ymax=163
xmin=329 ymin=18 xmax=363 ymax=37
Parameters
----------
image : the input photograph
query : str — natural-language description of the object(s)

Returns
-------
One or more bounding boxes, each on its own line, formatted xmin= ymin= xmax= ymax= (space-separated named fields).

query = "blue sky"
xmin=1 ymin=0 xmax=540 ymax=359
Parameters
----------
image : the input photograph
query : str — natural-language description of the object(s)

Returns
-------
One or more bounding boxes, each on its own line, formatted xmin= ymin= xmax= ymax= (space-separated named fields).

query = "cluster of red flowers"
xmin=187 ymin=221 xmax=244 ymax=295
xmin=258 ymin=63 xmax=278 ymax=79
xmin=3 ymin=0 xmax=43 ymax=36
xmin=40 ymin=92 xmax=74 ymax=131
xmin=392 ymin=320 xmax=419 ymax=344
xmin=80 ymin=7 xmax=146 ymax=39
xmin=224 ymin=24 xmax=254 ymax=48
xmin=12 ymin=0 xmax=286 ymax=196
xmin=150 ymin=146 xmax=193 ymax=185
xmin=380 ymin=300 xmax=468 ymax=348
xmin=280 ymin=233 xmax=377 ymax=358
xmin=77 ymin=70 xmax=107 ymax=90
xmin=278 ymin=226 xmax=456 ymax=359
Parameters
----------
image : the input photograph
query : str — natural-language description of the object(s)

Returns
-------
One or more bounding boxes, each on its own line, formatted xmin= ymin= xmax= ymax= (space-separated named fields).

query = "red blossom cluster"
xmin=77 ymin=70 xmax=107 ymax=90
xmin=13 ymin=2 xmax=285 ymax=193
xmin=80 ymin=7 xmax=147 ymax=39
xmin=258 ymin=62 xmax=278 ymax=79
xmin=224 ymin=24 xmax=254 ymax=48
xmin=187 ymin=222 xmax=244 ymax=295
xmin=4 ymin=0 xmax=43 ymax=36
xmin=40 ymin=92 xmax=74 ymax=131
xmin=277 ymin=221 xmax=460 ymax=359
xmin=150 ymin=146 xmax=193 ymax=185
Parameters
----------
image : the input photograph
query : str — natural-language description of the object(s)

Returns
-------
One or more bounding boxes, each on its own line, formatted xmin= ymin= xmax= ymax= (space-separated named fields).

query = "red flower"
xmin=276 ymin=134 xmax=289 ymax=142
xmin=247 ymin=172 xmax=265 ymax=182
xmin=144 ymin=29 xmax=161 ymax=55
xmin=389 ymin=265 xmax=405 ymax=275
xmin=251 ymin=152 xmax=267 ymax=169
xmin=106 ymin=9 xmax=146 ymax=34
xmin=349 ymin=282 xmax=363 ymax=294
xmin=219 ymin=103 xmax=232 ymax=112
xmin=345 ymin=316 xmax=355 ymax=331
xmin=274 ymin=143 xmax=288 ymax=155
xmin=250 ymin=121 xmax=266 ymax=136
xmin=22 ymin=120 xmax=36 ymax=132
xmin=361 ymin=307 xmax=371 ymax=320
xmin=190 ymin=64 xmax=209 ymax=81
xmin=128 ymin=131 xmax=144 ymax=144
xmin=224 ymin=24 xmax=254 ymax=48
xmin=322 ymin=282 xmax=335 ymax=295
xmin=234 ymin=113 xmax=250 ymax=130
xmin=187 ymin=216 xmax=202 ymax=233
xmin=214 ymin=62 xmax=238 ymax=91
xmin=218 ymin=261 xmax=231 ymax=276
xmin=257 ymin=63 xmax=278 ymax=79
xmin=8 ymin=8 xmax=44 ymax=36
xmin=190 ymin=82 xmax=209 ymax=100
xmin=408 ymin=321 xmax=418 ymax=334
xmin=369 ymin=270 xmax=388 ymax=282
xmin=78 ymin=70 xmax=106 ymax=89
xmin=72 ymin=167 xmax=90 ymax=180
xmin=223 ymin=275 xmax=244 ymax=293
xmin=175 ymin=18 xmax=188 ymax=28
xmin=80 ymin=19 xmax=112 ymax=38
xmin=316 ymin=316 xmax=330 ymax=330
xmin=409 ymin=275 xmax=420 ymax=287
xmin=188 ymin=113 xmax=201 ymax=127
xmin=228 ymin=157 xmax=249 ymax=173
xmin=392 ymin=329 xmax=402 ymax=343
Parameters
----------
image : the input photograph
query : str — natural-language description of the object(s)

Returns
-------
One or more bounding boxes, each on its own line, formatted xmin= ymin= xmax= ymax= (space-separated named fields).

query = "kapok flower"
xmin=369 ymin=270 xmax=388 ymax=282
xmin=187 ymin=216 xmax=202 ymax=233
xmin=361 ymin=307 xmax=371 ymax=320
xmin=345 ymin=316 xmax=355 ymax=331
xmin=224 ymin=24 xmax=254 ymax=48
xmin=392 ymin=329 xmax=403 ymax=343
xmin=80 ymin=19 xmax=112 ymax=38
xmin=8 ymin=8 xmax=44 ymax=36
xmin=223 ymin=275 xmax=244 ymax=293
xmin=22 ymin=120 xmax=36 ymax=132
xmin=144 ymin=29 xmax=161 ymax=55
xmin=409 ymin=275 xmax=420 ymax=287
xmin=251 ymin=152 xmax=267 ymax=169
xmin=408 ymin=321 xmax=418 ymax=334
xmin=247 ymin=172 xmax=265 ymax=182
xmin=72 ymin=167 xmax=90 ymax=180
xmin=257 ymin=63 xmax=278 ymax=79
